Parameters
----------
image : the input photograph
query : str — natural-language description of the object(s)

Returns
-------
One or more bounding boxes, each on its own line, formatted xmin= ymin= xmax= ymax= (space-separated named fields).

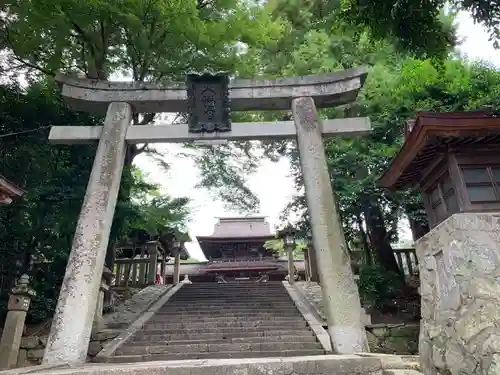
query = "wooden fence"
xmin=114 ymin=257 xmax=157 ymax=288
xmin=392 ymin=248 xmax=419 ymax=276
xmin=351 ymin=248 xmax=419 ymax=277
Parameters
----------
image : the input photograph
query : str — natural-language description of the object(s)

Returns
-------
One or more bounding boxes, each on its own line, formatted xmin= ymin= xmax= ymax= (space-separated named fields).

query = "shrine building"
xmin=164 ymin=216 xmax=307 ymax=283
xmin=0 ymin=175 xmax=24 ymax=205
xmin=378 ymin=111 xmax=500 ymax=227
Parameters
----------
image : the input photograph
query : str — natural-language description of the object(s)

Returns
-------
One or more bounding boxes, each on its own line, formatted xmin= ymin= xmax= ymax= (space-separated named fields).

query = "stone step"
xmin=143 ymin=320 xmax=307 ymax=330
xmin=160 ymin=300 xmax=293 ymax=306
xmin=132 ymin=329 xmax=315 ymax=341
xmin=175 ymin=290 xmax=287 ymax=294
xmin=153 ymin=312 xmax=300 ymax=318
xmin=130 ymin=335 xmax=319 ymax=345
xmin=172 ymin=293 xmax=290 ymax=296
xmin=171 ymin=290 xmax=290 ymax=293
xmin=139 ymin=326 xmax=311 ymax=336
xmin=150 ymin=316 xmax=303 ymax=323
xmin=170 ymin=290 xmax=290 ymax=294
xmin=98 ymin=349 xmax=326 ymax=363
xmin=178 ymin=285 xmax=284 ymax=289
xmin=169 ymin=300 xmax=292 ymax=305
xmin=154 ymin=312 xmax=300 ymax=319
xmin=161 ymin=304 xmax=296 ymax=308
xmin=157 ymin=307 xmax=299 ymax=314
xmin=116 ymin=342 xmax=323 ymax=355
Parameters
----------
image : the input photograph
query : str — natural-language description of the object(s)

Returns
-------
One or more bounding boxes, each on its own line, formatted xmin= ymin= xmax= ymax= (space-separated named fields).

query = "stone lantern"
xmin=0 ymin=274 xmax=36 ymax=369
xmin=0 ymin=175 xmax=24 ymax=205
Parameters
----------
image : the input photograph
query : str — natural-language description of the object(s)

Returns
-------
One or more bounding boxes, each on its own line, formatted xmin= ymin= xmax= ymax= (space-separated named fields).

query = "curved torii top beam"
xmin=55 ymin=67 xmax=368 ymax=114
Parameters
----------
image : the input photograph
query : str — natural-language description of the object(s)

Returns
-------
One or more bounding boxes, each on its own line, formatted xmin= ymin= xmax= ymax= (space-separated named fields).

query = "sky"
xmin=133 ymin=11 xmax=500 ymax=261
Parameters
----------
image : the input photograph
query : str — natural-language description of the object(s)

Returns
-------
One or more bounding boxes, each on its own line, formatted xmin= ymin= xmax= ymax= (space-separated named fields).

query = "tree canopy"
xmin=0 ymin=0 xmax=499 ymax=304
xmin=0 ymin=82 xmax=192 ymax=323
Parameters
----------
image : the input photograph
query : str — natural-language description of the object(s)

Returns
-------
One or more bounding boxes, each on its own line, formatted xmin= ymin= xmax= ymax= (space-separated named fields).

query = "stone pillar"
xmin=173 ymin=250 xmax=181 ymax=285
xmin=417 ymin=213 xmax=500 ymax=375
xmin=146 ymin=241 xmax=158 ymax=285
xmin=287 ymin=247 xmax=294 ymax=284
xmin=0 ymin=274 xmax=36 ymax=370
xmin=292 ymin=97 xmax=369 ymax=354
xmin=303 ymin=248 xmax=311 ymax=281
xmin=43 ymin=102 xmax=132 ymax=365
xmin=308 ymin=244 xmax=320 ymax=282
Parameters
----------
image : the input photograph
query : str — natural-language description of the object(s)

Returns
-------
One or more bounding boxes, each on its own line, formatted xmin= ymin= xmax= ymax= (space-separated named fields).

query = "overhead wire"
xmin=0 ymin=125 xmax=52 ymax=139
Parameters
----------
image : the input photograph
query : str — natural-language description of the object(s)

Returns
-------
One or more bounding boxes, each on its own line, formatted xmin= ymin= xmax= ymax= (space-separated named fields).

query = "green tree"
xmin=194 ymin=3 xmax=499 ymax=274
xmin=340 ymin=0 xmax=499 ymax=50
xmin=264 ymin=238 xmax=306 ymax=259
xmin=0 ymin=83 xmax=193 ymax=323
xmin=0 ymin=82 xmax=100 ymax=322
xmin=0 ymin=0 xmax=287 ymax=263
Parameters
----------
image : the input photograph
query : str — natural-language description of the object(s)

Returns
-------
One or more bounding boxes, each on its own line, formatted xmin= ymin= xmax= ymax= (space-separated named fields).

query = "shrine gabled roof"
xmin=198 ymin=216 xmax=275 ymax=239
xmin=377 ymin=111 xmax=500 ymax=190
xmin=0 ymin=174 xmax=25 ymax=204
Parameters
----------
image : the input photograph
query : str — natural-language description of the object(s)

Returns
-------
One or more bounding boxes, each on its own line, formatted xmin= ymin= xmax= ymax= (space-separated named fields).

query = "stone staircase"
xmin=102 ymin=282 xmax=325 ymax=362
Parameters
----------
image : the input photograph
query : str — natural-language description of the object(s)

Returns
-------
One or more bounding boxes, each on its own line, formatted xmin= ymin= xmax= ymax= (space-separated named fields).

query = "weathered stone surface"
xmin=49 ymin=118 xmax=371 ymax=145
xmin=25 ymin=349 xmax=44 ymax=361
xmin=100 ymin=283 xmax=325 ymax=362
xmin=87 ymin=342 xmax=102 ymax=357
xmin=365 ymin=325 xmax=419 ymax=355
xmin=56 ymin=67 xmax=368 ymax=113
xmin=416 ymin=213 xmax=500 ymax=375
xmin=43 ymin=102 xmax=132 ymax=366
xmin=102 ymin=285 xmax=170 ymax=329
xmin=10 ymin=286 xmax=170 ymax=369
xmin=3 ymin=354 xmax=427 ymax=375
xmin=20 ymin=337 xmax=40 ymax=350
xmin=295 ymin=281 xmax=371 ymax=326
xmin=16 ymin=349 xmax=27 ymax=367
xmin=91 ymin=330 xmax=120 ymax=342
xmin=293 ymin=96 xmax=369 ymax=354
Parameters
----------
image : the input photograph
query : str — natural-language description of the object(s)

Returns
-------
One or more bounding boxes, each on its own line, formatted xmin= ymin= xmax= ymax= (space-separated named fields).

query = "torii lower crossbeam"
xmin=48 ymin=118 xmax=370 ymax=144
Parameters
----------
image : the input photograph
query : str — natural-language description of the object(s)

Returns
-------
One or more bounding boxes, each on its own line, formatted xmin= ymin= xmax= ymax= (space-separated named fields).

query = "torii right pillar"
xmin=293 ymin=97 xmax=369 ymax=353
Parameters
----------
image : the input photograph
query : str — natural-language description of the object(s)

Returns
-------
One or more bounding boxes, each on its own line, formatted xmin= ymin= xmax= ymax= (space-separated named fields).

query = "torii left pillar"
xmin=43 ymin=102 xmax=132 ymax=365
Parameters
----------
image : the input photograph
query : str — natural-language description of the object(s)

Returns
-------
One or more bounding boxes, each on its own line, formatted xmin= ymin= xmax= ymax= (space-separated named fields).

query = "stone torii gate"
xmin=43 ymin=67 xmax=371 ymax=365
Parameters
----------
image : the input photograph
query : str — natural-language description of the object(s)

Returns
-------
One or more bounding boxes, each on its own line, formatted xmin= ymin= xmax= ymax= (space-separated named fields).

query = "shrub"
xmin=358 ymin=264 xmax=403 ymax=307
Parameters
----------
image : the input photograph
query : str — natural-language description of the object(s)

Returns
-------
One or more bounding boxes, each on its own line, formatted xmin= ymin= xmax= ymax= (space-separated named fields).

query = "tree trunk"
xmin=408 ymin=216 xmax=430 ymax=241
xmin=363 ymin=200 xmax=401 ymax=275
xmin=356 ymin=214 xmax=372 ymax=265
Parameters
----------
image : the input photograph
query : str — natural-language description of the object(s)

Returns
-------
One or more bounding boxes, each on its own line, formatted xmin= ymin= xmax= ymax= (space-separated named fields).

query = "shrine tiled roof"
xmin=197 ymin=216 xmax=275 ymax=239
xmin=378 ymin=111 xmax=500 ymax=189
xmin=0 ymin=174 xmax=24 ymax=204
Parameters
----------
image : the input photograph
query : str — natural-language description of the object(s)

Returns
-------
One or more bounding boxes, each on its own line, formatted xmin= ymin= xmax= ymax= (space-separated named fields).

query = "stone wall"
xmin=366 ymin=324 xmax=419 ymax=355
xmin=17 ymin=330 xmax=119 ymax=367
xmin=416 ymin=213 xmax=500 ymax=375
xmin=294 ymin=281 xmax=419 ymax=355
xmin=12 ymin=284 xmax=171 ymax=368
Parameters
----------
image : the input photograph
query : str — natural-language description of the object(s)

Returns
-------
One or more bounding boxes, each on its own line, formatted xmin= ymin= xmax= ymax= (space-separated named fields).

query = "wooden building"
xmin=164 ymin=217 xmax=307 ymax=283
xmin=378 ymin=111 xmax=500 ymax=228
xmin=0 ymin=175 xmax=24 ymax=205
